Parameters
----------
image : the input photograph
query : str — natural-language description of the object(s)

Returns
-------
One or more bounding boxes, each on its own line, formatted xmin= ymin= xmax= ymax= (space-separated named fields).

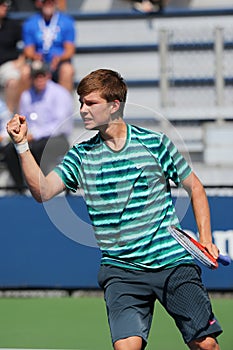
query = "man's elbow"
xmin=182 ymin=172 xmax=204 ymax=195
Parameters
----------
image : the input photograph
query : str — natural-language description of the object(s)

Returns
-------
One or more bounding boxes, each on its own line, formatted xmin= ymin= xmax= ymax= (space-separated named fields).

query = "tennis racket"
xmin=168 ymin=225 xmax=231 ymax=269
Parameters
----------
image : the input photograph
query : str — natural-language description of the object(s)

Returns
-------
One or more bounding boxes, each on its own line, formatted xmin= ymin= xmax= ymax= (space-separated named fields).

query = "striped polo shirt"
xmin=54 ymin=124 xmax=193 ymax=270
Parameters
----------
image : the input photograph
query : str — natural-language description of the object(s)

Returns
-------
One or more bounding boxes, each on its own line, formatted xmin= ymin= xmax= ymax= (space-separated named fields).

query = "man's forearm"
xmin=190 ymin=182 xmax=212 ymax=244
xmin=183 ymin=172 xmax=212 ymax=243
xmin=19 ymin=149 xmax=47 ymax=202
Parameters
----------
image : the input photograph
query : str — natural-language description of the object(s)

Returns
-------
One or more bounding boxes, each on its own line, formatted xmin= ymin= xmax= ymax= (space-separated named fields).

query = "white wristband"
xmin=14 ymin=141 xmax=29 ymax=154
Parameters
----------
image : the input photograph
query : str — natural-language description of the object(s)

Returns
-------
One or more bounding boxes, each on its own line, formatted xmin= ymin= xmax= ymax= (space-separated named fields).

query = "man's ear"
xmin=110 ymin=100 xmax=121 ymax=114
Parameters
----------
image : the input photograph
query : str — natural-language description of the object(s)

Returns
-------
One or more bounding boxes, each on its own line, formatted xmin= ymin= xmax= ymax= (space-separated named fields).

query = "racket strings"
xmin=170 ymin=230 xmax=215 ymax=268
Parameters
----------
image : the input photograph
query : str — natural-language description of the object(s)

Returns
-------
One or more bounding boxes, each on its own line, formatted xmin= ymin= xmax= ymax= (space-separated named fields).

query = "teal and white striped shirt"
xmin=55 ymin=124 xmax=193 ymax=270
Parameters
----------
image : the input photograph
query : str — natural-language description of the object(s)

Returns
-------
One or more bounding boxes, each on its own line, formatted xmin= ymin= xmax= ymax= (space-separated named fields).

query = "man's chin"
xmin=84 ymin=124 xmax=98 ymax=131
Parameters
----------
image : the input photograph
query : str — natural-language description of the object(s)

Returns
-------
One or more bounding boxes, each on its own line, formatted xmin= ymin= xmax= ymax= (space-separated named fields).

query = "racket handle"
xmin=218 ymin=254 xmax=231 ymax=266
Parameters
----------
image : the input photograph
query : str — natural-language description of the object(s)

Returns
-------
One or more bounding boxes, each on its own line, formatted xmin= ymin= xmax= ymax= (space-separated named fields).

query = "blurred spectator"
xmin=57 ymin=0 xmax=66 ymax=11
xmin=2 ymin=60 xmax=74 ymax=192
xmin=9 ymin=0 xmax=36 ymax=11
xmin=23 ymin=0 xmax=76 ymax=92
xmin=132 ymin=0 xmax=168 ymax=12
xmin=34 ymin=0 xmax=67 ymax=11
xmin=0 ymin=98 xmax=11 ymax=143
xmin=10 ymin=0 xmax=67 ymax=12
xmin=0 ymin=0 xmax=27 ymax=113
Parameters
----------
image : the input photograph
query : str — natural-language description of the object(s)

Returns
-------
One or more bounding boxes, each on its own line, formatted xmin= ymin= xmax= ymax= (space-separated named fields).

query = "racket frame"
xmin=168 ymin=225 xmax=218 ymax=269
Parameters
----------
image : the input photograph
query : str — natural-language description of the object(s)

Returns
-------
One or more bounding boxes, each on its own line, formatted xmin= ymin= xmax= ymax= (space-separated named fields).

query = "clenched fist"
xmin=6 ymin=114 xmax=28 ymax=144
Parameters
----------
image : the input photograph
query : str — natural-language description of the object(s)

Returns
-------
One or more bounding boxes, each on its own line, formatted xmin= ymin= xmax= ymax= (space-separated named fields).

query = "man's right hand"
xmin=6 ymin=114 xmax=28 ymax=144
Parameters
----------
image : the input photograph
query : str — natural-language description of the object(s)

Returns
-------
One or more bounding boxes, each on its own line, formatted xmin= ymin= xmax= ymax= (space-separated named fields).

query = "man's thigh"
xmin=156 ymin=264 xmax=222 ymax=344
xmin=98 ymin=265 xmax=155 ymax=346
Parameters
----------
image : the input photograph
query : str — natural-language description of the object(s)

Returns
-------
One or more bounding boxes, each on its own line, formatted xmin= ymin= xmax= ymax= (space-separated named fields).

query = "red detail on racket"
xmin=168 ymin=225 xmax=231 ymax=269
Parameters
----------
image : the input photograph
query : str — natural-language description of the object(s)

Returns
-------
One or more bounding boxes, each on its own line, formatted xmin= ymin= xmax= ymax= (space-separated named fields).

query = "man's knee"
xmin=59 ymin=62 xmax=74 ymax=79
xmin=58 ymin=62 xmax=74 ymax=91
xmin=188 ymin=335 xmax=220 ymax=350
xmin=114 ymin=336 xmax=143 ymax=350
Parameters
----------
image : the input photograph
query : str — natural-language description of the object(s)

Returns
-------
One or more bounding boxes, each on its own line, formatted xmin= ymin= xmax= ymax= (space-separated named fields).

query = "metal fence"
xmin=158 ymin=17 xmax=233 ymax=121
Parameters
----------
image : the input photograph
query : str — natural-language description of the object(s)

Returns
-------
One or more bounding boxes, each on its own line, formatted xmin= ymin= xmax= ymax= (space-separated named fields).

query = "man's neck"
xmin=100 ymin=119 xmax=127 ymax=152
xmin=43 ymin=11 xmax=57 ymax=23
xmin=43 ymin=15 xmax=53 ymax=23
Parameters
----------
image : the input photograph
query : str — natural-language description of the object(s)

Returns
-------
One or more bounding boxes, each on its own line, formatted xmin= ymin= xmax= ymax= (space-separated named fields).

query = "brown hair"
xmin=77 ymin=69 xmax=127 ymax=115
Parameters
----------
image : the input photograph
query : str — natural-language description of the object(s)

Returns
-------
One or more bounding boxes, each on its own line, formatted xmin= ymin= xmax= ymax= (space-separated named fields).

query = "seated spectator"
xmin=132 ymin=0 xmax=168 ymax=12
xmin=0 ymin=0 xmax=27 ymax=113
xmin=10 ymin=0 xmax=67 ymax=11
xmin=57 ymin=0 xmax=66 ymax=11
xmin=2 ymin=60 xmax=74 ymax=192
xmin=23 ymin=0 xmax=76 ymax=92
xmin=0 ymin=97 xmax=11 ymax=143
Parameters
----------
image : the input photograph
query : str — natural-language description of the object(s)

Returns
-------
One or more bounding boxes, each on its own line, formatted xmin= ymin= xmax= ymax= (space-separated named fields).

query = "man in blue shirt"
xmin=23 ymin=0 xmax=76 ymax=92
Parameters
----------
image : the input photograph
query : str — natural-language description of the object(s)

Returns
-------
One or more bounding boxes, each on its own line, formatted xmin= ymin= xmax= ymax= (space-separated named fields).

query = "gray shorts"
xmin=98 ymin=264 xmax=222 ymax=347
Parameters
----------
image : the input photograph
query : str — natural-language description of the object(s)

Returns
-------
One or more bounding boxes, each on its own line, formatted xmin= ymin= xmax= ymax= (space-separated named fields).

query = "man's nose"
xmin=80 ymin=103 xmax=89 ymax=113
xmin=80 ymin=103 xmax=88 ymax=113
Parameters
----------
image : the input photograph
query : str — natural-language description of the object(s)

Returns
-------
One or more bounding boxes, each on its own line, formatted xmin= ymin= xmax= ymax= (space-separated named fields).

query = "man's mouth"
xmin=82 ymin=117 xmax=92 ymax=122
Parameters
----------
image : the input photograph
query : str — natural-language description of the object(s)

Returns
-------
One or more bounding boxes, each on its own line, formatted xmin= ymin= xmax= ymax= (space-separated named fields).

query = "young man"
xmin=22 ymin=0 xmax=75 ymax=92
xmin=6 ymin=69 xmax=222 ymax=350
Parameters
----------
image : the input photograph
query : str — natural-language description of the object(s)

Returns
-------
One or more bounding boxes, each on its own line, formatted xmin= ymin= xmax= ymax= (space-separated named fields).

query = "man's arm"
xmin=6 ymin=114 xmax=65 ymax=202
xmin=182 ymin=171 xmax=219 ymax=259
xmin=20 ymin=151 xmax=65 ymax=202
xmin=50 ymin=42 xmax=75 ymax=71
xmin=24 ymin=45 xmax=43 ymax=61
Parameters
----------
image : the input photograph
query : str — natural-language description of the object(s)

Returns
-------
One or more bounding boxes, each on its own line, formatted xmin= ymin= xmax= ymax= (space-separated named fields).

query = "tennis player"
xmin=7 ymin=69 xmax=222 ymax=350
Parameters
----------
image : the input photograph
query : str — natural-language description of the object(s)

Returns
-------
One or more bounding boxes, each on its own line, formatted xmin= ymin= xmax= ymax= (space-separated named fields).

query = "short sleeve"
xmin=54 ymin=146 xmax=82 ymax=192
xmin=158 ymin=133 xmax=192 ymax=187
xmin=22 ymin=17 xmax=36 ymax=47
xmin=62 ymin=15 xmax=76 ymax=43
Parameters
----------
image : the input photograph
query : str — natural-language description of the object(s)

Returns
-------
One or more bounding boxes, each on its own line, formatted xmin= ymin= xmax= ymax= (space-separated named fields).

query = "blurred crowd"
xmin=0 ymin=0 xmax=75 ymax=192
